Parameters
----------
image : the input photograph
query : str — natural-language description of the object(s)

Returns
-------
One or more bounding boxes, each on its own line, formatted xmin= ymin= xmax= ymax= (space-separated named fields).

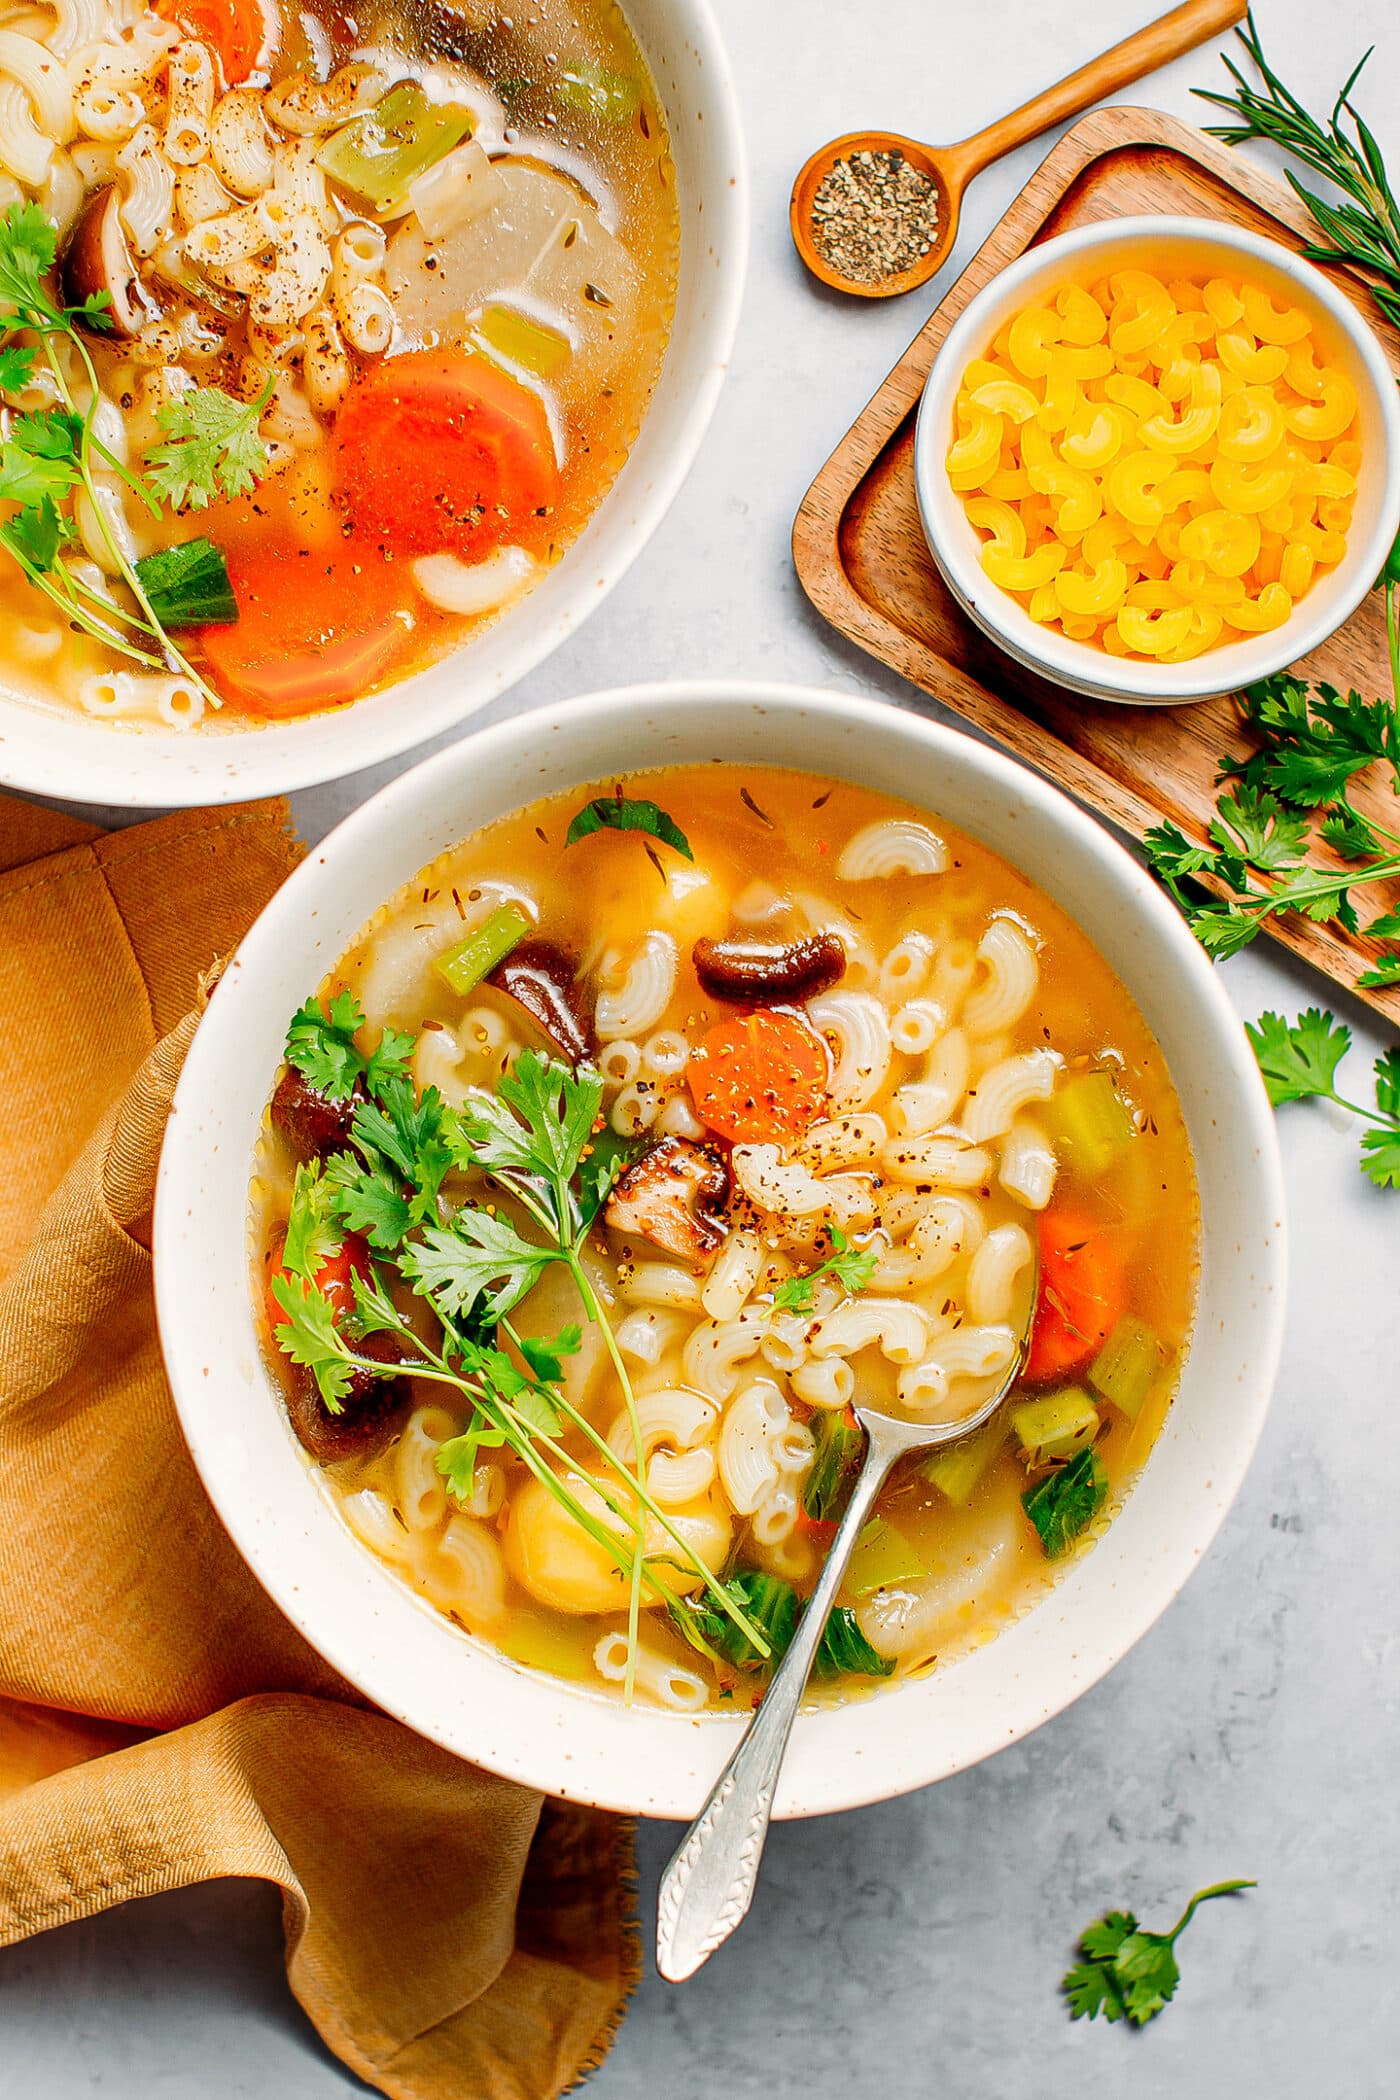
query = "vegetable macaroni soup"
xmin=251 ymin=767 xmax=1200 ymax=1710
xmin=0 ymin=0 xmax=676 ymax=726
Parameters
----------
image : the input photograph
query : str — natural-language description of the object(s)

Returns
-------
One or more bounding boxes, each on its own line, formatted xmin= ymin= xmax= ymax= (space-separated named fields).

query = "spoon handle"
xmin=655 ymin=1425 xmax=899 ymax=1982
xmin=947 ymin=0 xmax=1246 ymax=185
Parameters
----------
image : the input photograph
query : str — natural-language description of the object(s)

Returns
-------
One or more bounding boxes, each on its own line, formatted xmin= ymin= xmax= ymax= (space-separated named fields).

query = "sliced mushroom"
xmin=692 ymin=931 xmax=846 ymax=1006
xmin=487 ymin=937 xmax=595 ymax=1063
xmin=270 ymin=1064 xmax=361 ymax=1159
xmin=60 ymin=187 xmax=159 ymax=339
xmin=284 ymin=1334 xmax=410 ymax=1463
xmin=605 ymin=1136 xmax=730 ymax=1266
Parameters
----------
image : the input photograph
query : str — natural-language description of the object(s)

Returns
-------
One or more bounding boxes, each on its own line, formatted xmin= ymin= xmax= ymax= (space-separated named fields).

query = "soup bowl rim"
xmin=0 ymin=0 xmax=749 ymax=808
xmin=154 ymin=678 xmax=1288 ymax=1819
xmin=913 ymin=212 xmax=1400 ymax=706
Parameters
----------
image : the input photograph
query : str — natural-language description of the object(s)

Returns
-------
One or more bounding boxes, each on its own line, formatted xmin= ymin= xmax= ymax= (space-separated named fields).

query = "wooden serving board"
xmin=793 ymin=104 xmax=1400 ymax=1026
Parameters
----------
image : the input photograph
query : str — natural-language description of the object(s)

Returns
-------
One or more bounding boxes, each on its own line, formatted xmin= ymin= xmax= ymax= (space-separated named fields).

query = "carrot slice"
xmin=687 ymin=1011 xmax=829 ymax=1145
xmin=156 ymin=0 xmax=269 ymax=84
xmin=265 ymin=1229 xmax=371 ymax=1331
xmin=200 ymin=539 xmax=410 ymax=717
xmin=332 ymin=350 xmax=561 ymax=560
xmin=1024 ymin=1210 xmax=1127 ymax=1385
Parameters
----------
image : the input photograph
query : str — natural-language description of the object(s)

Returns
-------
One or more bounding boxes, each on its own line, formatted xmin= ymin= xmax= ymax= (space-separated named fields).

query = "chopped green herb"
xmin=771 ymin=1225 xmax=878 ymax=1315
xmin=134 ymin=538 xmax=237 ymax=628
xmin=564 ymin=789 xmax=693 ymax=860
xmin=672 ymin=1568 xmax=893 ymax=1680
xmin=283 ymin=991 xmax=413 ymax=1104
xmin=1022 ymin=1446 xmax=1108 ymax=1559
xmin=1063 ymin=1880 xmax=1255 ymax=2027
xmin=144 ymin=380 xmax=273 ymax=511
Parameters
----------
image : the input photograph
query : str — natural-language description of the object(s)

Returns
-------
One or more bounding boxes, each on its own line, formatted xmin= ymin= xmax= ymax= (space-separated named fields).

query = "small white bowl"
xmin=914 ymin=215 xmax=1400 ymax=706
xmin=0 ymin=0 xmax=747 ymax=808
xmin=154 ymin=681 xmax=1287 ymax=1820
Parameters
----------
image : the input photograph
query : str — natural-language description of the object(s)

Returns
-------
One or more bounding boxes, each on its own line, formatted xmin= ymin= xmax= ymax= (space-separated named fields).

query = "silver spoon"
xmin=655 ymin=1276 xmax=1037 ymax=1982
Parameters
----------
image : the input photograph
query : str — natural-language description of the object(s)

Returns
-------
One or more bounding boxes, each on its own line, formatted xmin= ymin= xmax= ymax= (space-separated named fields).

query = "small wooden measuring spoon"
xmin=791 ymin=0 xmax=1246 ymax=298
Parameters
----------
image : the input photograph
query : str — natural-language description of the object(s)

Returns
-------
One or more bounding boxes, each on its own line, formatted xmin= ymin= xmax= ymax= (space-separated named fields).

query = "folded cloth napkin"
xmin=0 ymin=794 xmax=635 ymax=2099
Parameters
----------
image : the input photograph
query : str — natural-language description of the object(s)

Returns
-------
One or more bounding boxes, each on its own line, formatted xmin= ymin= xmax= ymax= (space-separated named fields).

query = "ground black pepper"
xmin=810 ymin=148 xmax=941 ymax=285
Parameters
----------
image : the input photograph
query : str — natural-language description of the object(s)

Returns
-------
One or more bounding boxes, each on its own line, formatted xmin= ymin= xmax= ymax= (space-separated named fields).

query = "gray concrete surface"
xmin=2 ymin=1 xmax=1396 ymax=2093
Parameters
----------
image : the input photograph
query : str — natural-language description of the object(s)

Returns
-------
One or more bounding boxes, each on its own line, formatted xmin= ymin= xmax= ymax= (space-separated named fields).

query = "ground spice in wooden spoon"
xmin=809 ymin=148 xmax=941 ymax=286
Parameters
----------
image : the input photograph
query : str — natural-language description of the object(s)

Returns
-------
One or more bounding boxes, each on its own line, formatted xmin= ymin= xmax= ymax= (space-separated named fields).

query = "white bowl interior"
xmin=0 ymin=1 xmax=747 ymax=808
xmin=915 ymin=215 xmax=1400 ymax=705
xmin=154 ymin=683 xmax=1287 ymax=1819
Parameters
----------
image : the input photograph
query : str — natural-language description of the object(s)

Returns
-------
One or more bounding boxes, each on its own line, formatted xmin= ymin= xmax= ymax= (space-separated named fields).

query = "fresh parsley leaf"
xmin=1321 ymin=806 xmax=1381 ymax=861
xmin=1365 ymin=908 xmax=1400 ymax=940
xmin=1062 ymin=1959 xmax=1128 ymax=2023
xmin=517 ymin=1324 xmax=582 ymax=1384
xmin=671 ymin=1569 xmax=890 ymax=1679
xmin=1063 ymin=1882 xmax=1254 ymax=2028
xmin=1356 ymin=956 xmax=1400 ymax=991
xmin=0 ymin=340 xmax=36 ymax=395
xmin=454 ymin=1050 xmax=603 ymax=1220
xmin=282 ymin=1161 xmax=342 ymax=1279
xmin=325 ymin=1150 xmax=413 ymax=1252
xmin=285 ymin=990 xmax=368 ymax=1100
xmin=771 ymin=1226 xmax=878 ymax=1315
xmin=0 ymin=407 xmax=80 ymax=507
xmin=1360 ymin=1122 xmax=1400 ymax=1189
xmin=402 ymin=1208 xmax=557 ymax=1322
xmin=1375 ymin=1048 xmax=1400 ymax=1120
xmin=144 ymin=382 xmax=271 ymax=510
xmin=269 ymin=1269 xmax=354 ymax=1410
xmin=1209 ymin=786 xmax=1309 ymax=871
xmin=0 ymin=495 xmax=69 ymax=573
xmin=134 ymin=538 xmax=236 ymax=627
xmin=365 ymin=1025 xmax=415 ymax=1095
xmin=1022 ymin=1447 xmax=1108 ymax=1558
xmin=1245 ymin=1008 xmax=1350 ymax=1105
xmin=812 ymin=1605 xmax=894 ymax=1680
xmin=0 ymin=200 xmax=58 ymax=317
xmin=1188 ymin=902 xmax=1263 ymax=959
xmin=575 ymin=1128 xmax=643 ymax=1229
xmin=1143 ymin=820 xmax=1218 ymax=884
xmin=436 ymin=1420 xmax=508 ymax=1502
xmin=564 ymin=790 xmax=694 ymax=860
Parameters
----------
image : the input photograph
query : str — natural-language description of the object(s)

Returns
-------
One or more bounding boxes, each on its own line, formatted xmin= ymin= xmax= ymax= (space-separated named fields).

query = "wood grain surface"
xmin=793 ymin=104 xmax=1400 ymax=1026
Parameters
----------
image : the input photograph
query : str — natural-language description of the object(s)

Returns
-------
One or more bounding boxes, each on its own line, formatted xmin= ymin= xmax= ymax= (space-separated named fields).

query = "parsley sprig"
xmin=1144 ymin=673 xmax=1400 ymax=987
xmin=1063 ymin=1879 xmax=1255 ymax=2026
xmin=274 ymin=1000 xmax=770 ymax=1696
xmin=770 ymin=1226 xmax=878 ymax=1315
xmin=0 ymin=201 xmax=263 ymax=707
xmin=1247 ymin=1009 xmax=1400 ymax=1188
xmin=1197 ymin=11 xmax=1400 ymax=331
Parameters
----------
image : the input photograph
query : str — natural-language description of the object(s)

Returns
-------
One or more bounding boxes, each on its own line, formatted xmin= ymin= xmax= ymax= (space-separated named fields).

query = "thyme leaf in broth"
xmin=738 ymin=785 xmax=774 ymax=829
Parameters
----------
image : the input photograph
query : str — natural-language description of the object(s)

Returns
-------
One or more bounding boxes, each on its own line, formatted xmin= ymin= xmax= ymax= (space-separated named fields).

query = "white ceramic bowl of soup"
xmin=154 ymin=681 xmax=1287 ymax=1818
xmin=914 ymin=216 xmax=1400 ymax=705
xmin=0 ymin=0 xmax=746 ymax=809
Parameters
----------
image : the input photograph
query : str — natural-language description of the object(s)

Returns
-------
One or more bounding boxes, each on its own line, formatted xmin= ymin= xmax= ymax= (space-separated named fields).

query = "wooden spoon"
xmin=790 ymin=0 xmax=1246 ymax=298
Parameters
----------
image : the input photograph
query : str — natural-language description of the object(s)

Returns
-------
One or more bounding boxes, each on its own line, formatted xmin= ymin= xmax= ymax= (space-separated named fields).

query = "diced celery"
xmin=434 ymin=903 xmax=531 ymax=997
xmin=846 ymin=1516 xmax=926 ymax=1598
xmin=1011 ymin=1387 xmax=1100 ymax=1467
xmin=922 ymin=1419 xmax=1004 ymax=1506
xmin=317 ymin=83 xmax=474 ymax=216
xmin=1046 ymin=1067 xmax=1137 ymax=1177
xmin=1089 ymin=1315 xmax=1165 ymax=1419
xmin=558 ymin=61 xmax=641 ymax=121
xmin=472 ymin=302 xmax=571 ymax=378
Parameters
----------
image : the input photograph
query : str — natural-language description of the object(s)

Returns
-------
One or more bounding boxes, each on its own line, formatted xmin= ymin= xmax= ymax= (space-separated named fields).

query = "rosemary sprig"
xmin=1195 ymin=9 xmax=1400 ymax=330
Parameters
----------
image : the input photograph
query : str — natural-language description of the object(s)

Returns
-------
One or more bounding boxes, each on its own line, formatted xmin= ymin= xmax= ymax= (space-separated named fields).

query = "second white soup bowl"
xmin=0 ymin=0 xmax=747 ymax=809
xmin=154 ymin=682 xmax=1287 ymax=1818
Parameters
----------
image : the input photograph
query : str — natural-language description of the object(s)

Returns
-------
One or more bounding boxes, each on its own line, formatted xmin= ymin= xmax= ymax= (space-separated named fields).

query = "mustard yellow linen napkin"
xmin=0 ymin=794 xmax=636 ymax=2098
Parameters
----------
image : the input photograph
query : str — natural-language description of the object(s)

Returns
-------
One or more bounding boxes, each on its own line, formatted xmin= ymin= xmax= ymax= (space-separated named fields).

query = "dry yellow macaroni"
xmin=947 ymin=269 xmax=1360 ymax=662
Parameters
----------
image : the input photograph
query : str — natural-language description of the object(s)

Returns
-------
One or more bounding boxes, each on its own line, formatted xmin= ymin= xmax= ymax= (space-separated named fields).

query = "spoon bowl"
xmin=790 ymin=0 xmax=1245 ymax=298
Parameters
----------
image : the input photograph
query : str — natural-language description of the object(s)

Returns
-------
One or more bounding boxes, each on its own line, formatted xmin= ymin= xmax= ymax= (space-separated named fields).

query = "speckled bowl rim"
xmin=0 ymin=0 xmax=749 ymax=808
xmin=153 ymin=680 xmax=1288 ymax=1819
xmin=913 ymin=214 xmax=1400 ymax=706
